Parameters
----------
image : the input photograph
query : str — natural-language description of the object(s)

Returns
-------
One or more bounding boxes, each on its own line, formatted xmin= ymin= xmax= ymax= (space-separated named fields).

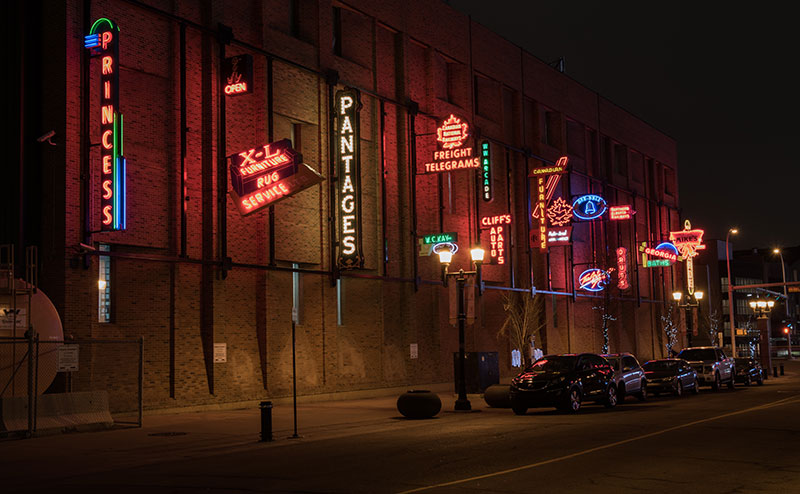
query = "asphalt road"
xmin=7 ymin=373 xmax=800 ymax=493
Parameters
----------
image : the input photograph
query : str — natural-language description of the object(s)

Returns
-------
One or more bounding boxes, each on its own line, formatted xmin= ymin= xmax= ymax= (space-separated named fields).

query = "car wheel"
xmin=604 ymin=385 xmax=618 ymax=408
xmin=673 ymin=380 xmax=683 ymax=397
xmin=562 ymin=387 xmax=582 ymax=413
xmin=727 ymin=375 xmax=735 ymax=389
xmin=637 ymin=380 xmax=647 ymax=402
xmin=510 ymin=397 xmax=527 ymax=415
xmin=744 ymin=375 xmax=751 ymax=386
xmin=691 ymin=378 xmax=700 ymax=394
xmin=711 ymin=372 xmax=721 ymax=391
xmin=757 ymin=373 xmax=764 ymax=386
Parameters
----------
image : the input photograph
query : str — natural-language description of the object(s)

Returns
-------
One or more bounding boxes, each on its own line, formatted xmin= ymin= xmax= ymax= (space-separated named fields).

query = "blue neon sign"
xmin=578 ymin=268 xmax=610 ymax=292
xmin=572 ymin=195 xmax=608 ymax=221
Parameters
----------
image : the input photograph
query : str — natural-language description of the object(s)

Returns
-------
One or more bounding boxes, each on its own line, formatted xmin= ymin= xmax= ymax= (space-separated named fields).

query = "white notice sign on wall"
xmin=214 ymin=343 xmax=227 ymax=363
xmin=410 ymin=343 xmax=418 ymax=359
xmin=57 ymin=345 xmax=79 ymax=372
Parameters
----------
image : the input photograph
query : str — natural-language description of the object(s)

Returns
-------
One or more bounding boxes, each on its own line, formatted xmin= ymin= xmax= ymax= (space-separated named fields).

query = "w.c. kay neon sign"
xmin=85 ymin=18 xmax=126 ymax=231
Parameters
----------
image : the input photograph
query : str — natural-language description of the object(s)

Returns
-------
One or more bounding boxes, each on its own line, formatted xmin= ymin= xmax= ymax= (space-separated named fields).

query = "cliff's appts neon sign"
xmin=422 ymin=115 xmax=479 ymax=174
xmin=336 ymin=88 xmax=364 ymax=269
xmin=86 ymin=18 xmax=126 ymax=231
xmin=481 ymin=215 xmax=511 ymax=265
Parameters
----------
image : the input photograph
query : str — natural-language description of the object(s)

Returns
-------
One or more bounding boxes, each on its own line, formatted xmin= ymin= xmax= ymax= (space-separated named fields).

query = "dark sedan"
xmin=734 ymin=357 xmax=764 ymax=386
xmin=509 ymin=353 xmax=617 ymax=414
xmin=642 ymin=358 xmax=699 ymax=397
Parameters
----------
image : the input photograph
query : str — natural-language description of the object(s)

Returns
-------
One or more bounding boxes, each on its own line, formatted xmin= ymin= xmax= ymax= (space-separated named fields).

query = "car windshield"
xmin=643 ymin=360 xmax=678 ymax=371
xmin=677 ymin=349 xmax=716 ymax=361
xmin=604 ymin=357 xmax=620 ymax=368
xmin=526 ymin=356 xmax=577 ymax=373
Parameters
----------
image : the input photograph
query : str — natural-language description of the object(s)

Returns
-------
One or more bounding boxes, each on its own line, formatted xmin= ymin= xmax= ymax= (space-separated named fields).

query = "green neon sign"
xmin=481 ymin=140 xmax=491 ymax=202
xmin=645 ymin=259 xmax=671 ymax=267
xmin=422 ymin=232 xmax=458 ymax=245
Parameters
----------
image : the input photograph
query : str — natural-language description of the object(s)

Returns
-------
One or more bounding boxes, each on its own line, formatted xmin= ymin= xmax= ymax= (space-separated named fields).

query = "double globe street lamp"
xmin=437 ymin=246 xmax=484 ymax=411
xmin=673 ymin=290 xmax=704 ymax=347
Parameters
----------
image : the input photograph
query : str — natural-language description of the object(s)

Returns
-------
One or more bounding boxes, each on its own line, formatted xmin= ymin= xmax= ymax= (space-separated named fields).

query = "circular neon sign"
xmin=578 ymin=268 xmax=610 ymax=292
xmin=572 ymin=195 xmax=608 ymax=221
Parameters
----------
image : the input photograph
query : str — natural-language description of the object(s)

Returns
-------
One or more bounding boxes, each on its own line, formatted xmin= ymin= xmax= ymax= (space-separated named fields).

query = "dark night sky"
xmin=448 ymin=1 xmax=796 ymax=251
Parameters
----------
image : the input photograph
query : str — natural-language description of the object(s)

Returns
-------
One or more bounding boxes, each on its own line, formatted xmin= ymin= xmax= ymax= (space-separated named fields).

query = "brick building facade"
xmin=7 ymin=0 xmax=682 ymax=409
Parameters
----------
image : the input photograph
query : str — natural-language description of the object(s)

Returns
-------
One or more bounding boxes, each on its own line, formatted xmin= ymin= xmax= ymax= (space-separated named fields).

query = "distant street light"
xmin=773 ymin=248 xmax=792 ymax=359
xmin=726 ymin=228 xmax=739 ymax=357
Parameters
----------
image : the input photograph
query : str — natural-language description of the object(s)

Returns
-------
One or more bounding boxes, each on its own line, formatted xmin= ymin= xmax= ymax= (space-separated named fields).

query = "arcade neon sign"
xmin=572 ymin=194 xmax=608 ymax=221
xmin=85 ymin=18 xmax=126 ymax=231
xmin=482 ymin=215 xmax=511 ymax=265
xmin=480 ymin=141 xmax=492 ymax=201
xmin=336 ymin=88 xmax=364 ymax=269
xmin=578 ymin=268 xmax=610 ymax=292
xmin=422 ymin=115 xmax=479 ymax=174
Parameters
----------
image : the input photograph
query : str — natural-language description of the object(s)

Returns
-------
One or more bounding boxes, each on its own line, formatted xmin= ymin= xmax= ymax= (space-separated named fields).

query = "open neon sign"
xmin=336 ymin=88 xmax=364 ymax=269
xmin=86 ymin=18 xmax=126 ymax=231
xmin=223 ymin=54 xmax=253 ymax=96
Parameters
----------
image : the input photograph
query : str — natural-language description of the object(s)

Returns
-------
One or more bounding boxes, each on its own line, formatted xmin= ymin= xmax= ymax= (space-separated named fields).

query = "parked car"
xmin=734 ymin=357 xmax=764 ymax=386
xmin=509 ymin=353 xmax=617 ymax=414
xmin=601 ymin=353 xmax=647 ymax=402
xmin=642 ymin=358 xmax=699 ymax=396
xmin=676 ymin=347 xmax=735 ymax=390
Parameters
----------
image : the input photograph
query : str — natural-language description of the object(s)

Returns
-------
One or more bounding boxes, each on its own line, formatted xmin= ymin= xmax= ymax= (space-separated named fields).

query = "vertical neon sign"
xmin=616 ymin=247 xmax=629 ymax=290
xmin=335 ymin=88 xmax=363 ymax=269
xmin=480 ymin=140 xmax=492 ymax=201
xmin=85 ymin=18 xmax=126 ymax=231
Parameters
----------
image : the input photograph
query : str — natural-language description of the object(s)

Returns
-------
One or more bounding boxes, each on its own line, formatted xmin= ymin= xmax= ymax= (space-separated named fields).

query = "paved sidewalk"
xmin=0 ymin=384 xmax=496 ymax=488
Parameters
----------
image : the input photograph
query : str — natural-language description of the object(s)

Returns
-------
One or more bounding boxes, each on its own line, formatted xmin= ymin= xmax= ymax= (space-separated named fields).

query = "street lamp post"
xmin=773 ymin=248 xmax=792 ymax=359
xmin=673 ymin=290 xmax=704 ymax=347
xmin=437 ymin=246 xmax=484 ymax=411
xmin=750 ymin=298 xmax=775 ymax=372
xmin=726 ymin=228 xmax=739 ymax=357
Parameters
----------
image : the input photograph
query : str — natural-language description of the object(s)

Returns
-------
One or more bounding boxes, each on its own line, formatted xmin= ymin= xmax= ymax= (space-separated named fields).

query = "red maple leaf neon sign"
xmin=436 ymin=114 xmax=469 ymax=149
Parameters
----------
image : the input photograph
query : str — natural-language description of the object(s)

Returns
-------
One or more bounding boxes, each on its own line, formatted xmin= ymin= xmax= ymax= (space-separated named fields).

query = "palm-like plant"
xmin=498 ymin=292 xmax=546 ymax=369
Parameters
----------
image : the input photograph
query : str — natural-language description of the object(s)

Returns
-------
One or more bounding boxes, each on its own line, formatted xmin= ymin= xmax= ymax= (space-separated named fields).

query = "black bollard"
xmin=773 ymin=366 xmax=778 ymax=378
xmin=780 ymin=364 xmax=785 ymax=376
xmin=259 ymin=401 xmax=273 ymax=442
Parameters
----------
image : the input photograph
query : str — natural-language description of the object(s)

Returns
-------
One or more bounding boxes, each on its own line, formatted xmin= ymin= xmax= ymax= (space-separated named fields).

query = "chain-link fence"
xmin=0 ymin=336 xmax=142 ymax=437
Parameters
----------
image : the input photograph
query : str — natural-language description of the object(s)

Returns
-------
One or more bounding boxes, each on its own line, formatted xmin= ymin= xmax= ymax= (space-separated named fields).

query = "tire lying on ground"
xmin=397 ymin=390 xmax=442 ymax=419
xmin=483 ymin=384 xmax=511 ymax=408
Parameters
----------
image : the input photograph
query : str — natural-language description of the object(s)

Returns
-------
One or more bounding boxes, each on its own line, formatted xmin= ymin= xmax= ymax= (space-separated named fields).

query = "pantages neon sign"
xmin=422 ymin=115 xmax=479 ymax=174
xmin=336 ymin=88 xmax=364 ymax=269
xmin=481 ymin=215 xmax=511 ymax=265
xmin=85 ymin=18 xmax=126 ymax=231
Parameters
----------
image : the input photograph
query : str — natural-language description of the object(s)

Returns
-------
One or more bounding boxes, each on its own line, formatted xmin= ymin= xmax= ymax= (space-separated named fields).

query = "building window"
xmin=630 ymin=151 xmax=644 ymax=183
xmin=446 ymin=61 xmax=465 ymax=107
xmin=474 ymin=74 xmax=499 ymax=120
xmin=332 ymin=7 xmax=342 ymax=56
xmin=544 ymin=110 xmax=559 ymax=147
xmin=292 ymin=263 xmax=302 ymax=325
xmin=98 ymin=244 xmax=111 ymax=323
xmin=664 ymin=166 xmax=676 ymax=196
xmin=289 ymin=0 xmax=301 ymax=38
xmin=336 ymin=278 xmax=344 ymax=326
xmin=614 ymin=143 xmax=628 ymax=176
xmin=290 ymin=122 xmax=302 ymax=151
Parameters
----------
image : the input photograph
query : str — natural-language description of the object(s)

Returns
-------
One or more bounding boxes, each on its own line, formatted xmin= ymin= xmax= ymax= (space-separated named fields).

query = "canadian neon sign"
xmin=530 ymin=156 xmax=568 ymax=220
xmin=578 ymin=268 xmax=610 ymax=292
xmin=223 ymin=54 xmax=253 ymax=96
xmin=481 ymin=215 xmax=511 ymax=265
xmin=336 ymin=88 xmax=364 ymax=269
xmin=480 ymin=141 xmax=492 ymax=201
xmin=547 ymin=197 xmax=573 ymax=227
xmin=572 ymin=194 xmax=608 ymax=221
xmin=670 ymin=220 xmax=706 ymax=295
xmin=617 ymin=247 xmax=629 ymax=290
xmin=422 ymin=115 xmax=479 ymax=174
xmin=85 ymin=18 xmax=126 ymax=231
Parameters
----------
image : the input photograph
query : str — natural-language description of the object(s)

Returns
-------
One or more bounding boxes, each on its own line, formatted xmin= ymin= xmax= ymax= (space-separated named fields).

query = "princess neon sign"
xmin=85 ymin=18 xmax=126 ymax=231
